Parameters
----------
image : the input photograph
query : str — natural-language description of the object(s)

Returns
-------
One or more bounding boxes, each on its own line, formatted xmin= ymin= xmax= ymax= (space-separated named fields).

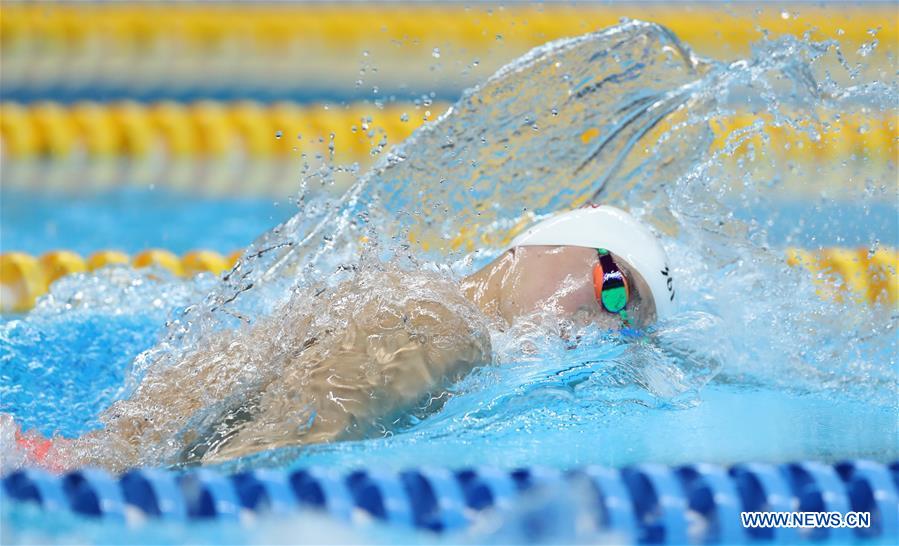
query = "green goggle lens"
xmin=601 ymin=284 xmax=628 ymax=313
xmin=595 ymin=248 xmax=631 ymax=325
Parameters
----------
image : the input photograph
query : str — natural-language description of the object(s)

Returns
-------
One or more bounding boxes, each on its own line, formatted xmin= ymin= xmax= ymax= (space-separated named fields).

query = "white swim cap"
xmin=509 ymin=205 xmax=675 ymax=318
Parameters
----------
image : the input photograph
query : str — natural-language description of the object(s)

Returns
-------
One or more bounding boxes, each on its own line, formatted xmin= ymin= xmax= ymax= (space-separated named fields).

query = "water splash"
xmin=165 ymin=20 xmax=895 ymax=402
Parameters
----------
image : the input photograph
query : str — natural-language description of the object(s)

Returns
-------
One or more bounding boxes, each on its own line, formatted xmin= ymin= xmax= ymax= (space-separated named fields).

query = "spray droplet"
xmin=432 ymin=47 xmax=441 ymax=58
xmin=780 ymin=10 xmax=790 ymax=20
xmin=400 ymin=113 xmax=409 ymax=122
xmin=275 ymin=130 xmax=283 ymax=139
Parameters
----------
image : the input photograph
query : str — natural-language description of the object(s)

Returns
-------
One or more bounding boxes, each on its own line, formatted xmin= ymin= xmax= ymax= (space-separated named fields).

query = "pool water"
xmin=0 ymin=188 xmax=293 ymax=256
xmin=2 ymin=19 xmax=897 ymax=545
xmin=2 ymin=188 xmax=897 ymax=255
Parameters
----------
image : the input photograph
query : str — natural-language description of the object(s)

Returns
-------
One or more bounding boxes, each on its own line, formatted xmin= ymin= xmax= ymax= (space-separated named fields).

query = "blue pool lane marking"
xmin=180 ymin=469 xmax=241 ymax=520
xmin=296 ymin=467 xmax=353 ymax=521
xmin=676 ymin=463 xmax=745 ymax=544
xmin=836 ymin=460 xmax=899 ymax=540
xmin=231 ymin=469 xmax=297 ymax=516
xmin=784 ymin=462 xmax=852 ymax=543
xmin=412 ymin=466 xmax=469 ymax=531
xmin=623 ymin=464 xmax=690 ymax=545
xmin=63 ymin=468 xmax=127 ymax=521
xmin=456 ymin=467 xmax=518 ymax=512
xmin=731 ymin=462 xmax=799 ymax=544
xmin=3 ymin=468 xmax=69 ymax=514
xmin=3 ymin=460 xmax=899 ymax=543
xmin=346 ymin=469 xmax=414 ymax=526
xmin=120 ymin=468 xmax=187 ymax=520
xmin=580 ymin=465 xmax=638 ymax=540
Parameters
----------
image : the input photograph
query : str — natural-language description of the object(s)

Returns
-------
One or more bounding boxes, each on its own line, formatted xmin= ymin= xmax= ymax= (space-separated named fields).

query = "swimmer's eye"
xmin=592 ymin=248 xmax=631 ymax=326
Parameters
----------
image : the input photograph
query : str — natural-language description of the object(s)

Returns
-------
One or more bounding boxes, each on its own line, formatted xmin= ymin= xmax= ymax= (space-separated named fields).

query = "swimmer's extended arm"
xmin=47 ymin=269 xmax=490 ymax=470
xmin=197 ymin=271 xmax=492 ymax=462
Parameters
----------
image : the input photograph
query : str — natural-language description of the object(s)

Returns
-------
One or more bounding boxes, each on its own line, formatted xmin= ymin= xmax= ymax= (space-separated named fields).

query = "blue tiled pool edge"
xmin=3 ymin=460 xmax=898 ymax=544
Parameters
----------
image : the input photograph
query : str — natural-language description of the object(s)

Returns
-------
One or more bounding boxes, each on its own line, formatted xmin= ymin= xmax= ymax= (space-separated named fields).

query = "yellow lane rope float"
xmin=0 ymin=250 xmax=243 ymax=313
xmin=0 ymin=101 xmax=436 ymax=162
xmin=1 ymin=4 xmax=893 ymax=59
xmin=1 ymin=247 xmax=896 ymax=313
xmin=1 ymin=102 xmax=895 ymax=163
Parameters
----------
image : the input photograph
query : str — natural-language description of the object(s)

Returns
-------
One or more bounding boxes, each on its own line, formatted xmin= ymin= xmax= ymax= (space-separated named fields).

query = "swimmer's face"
xmin=498 ymin=246 xmax=656 ymax=330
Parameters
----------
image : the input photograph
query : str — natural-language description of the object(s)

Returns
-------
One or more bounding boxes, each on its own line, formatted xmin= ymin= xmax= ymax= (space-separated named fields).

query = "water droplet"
xmin=857 ymin=40 xmax=878 ymax=57
xmin=868 ymin=241 xmax=880 ymax=259
xmin=275 ymin=130 xmax=283 ymax=139
xmin=551 ymin=108 xmax=559 ymax=116
xmin=780 ymin=10 xmax=790 ymax=20
xmin=400 ymin=113 xmax=409 ymax=123
xmin=432 ymin=47 xmax=441 ymax=58
xmin=495 ymin=34 xmax=503 ymax=41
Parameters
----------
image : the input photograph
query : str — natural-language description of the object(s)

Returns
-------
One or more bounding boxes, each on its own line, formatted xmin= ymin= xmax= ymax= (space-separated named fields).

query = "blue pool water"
xmin=0 ymin=188 xmax=293 ymax=255
xmin=2 ymin=187 xmax=897 ymax=255
xmin=2 ymin=20 xmax=897 ymax=545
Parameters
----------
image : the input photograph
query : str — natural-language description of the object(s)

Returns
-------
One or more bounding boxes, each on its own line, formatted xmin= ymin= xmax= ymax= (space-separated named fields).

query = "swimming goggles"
xmin=593 ymin=248 xmax=631 ymax=326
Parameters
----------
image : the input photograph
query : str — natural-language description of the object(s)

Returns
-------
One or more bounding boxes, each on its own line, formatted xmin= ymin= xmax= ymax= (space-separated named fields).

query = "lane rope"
xmin=1 ymin=460 xmax=896 ymax=542
xmin=1 ymin=247 xmax=896 ymax=313
xmin=2 ymin=102 xmax=895 ymax=162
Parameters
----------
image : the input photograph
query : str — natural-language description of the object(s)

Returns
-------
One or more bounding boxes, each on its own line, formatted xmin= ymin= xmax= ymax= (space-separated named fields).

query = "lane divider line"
xmin=1 ymin=247 xmax=895 ymax=313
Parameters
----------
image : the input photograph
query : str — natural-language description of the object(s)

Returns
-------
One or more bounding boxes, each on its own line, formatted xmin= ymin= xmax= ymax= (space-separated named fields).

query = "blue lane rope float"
xmin=3 ymin=460 xmax=898 ymax=543
xmin=730 ymin=462 xmax=801 ymax=543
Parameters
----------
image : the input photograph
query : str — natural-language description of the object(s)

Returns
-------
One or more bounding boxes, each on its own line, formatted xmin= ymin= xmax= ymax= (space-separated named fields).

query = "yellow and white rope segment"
xmin=2 ymin=102 xmax=895 ymax=163
xmin=1 ymin=247 xmax=896 ymax=313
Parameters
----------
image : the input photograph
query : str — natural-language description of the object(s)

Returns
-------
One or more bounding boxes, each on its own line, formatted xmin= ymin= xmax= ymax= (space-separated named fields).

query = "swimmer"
xmin=10 ymin=205 xmax=674 ymax=472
